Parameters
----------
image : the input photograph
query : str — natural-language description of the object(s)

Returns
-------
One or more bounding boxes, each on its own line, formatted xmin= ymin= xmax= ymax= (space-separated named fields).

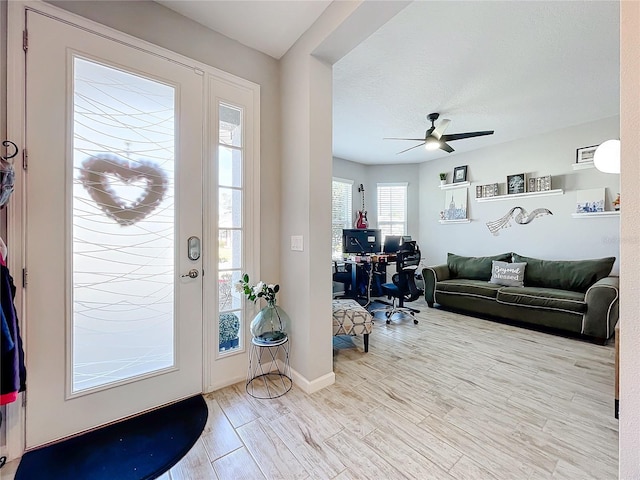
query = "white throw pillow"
xmin=489 ymin=260 xmax=527 ymax=287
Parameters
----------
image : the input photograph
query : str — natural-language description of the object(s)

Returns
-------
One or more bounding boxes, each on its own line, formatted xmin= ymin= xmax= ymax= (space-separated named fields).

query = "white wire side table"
xmin=246 ymin=336 xmax=292 ymax=399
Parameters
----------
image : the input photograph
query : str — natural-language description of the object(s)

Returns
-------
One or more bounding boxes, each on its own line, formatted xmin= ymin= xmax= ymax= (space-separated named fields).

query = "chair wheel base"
xmin=413 ymin=319 xmax=419 ymax=324
xmin=386 ymin=319 xmax=391 ymax=324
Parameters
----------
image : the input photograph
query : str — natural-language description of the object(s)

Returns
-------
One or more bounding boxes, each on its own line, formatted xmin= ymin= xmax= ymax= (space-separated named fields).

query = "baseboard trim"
xmin=206 ymin=374 xmax=247 ymax=393
xmin=290 ymin=368 xmax=335 ymax=394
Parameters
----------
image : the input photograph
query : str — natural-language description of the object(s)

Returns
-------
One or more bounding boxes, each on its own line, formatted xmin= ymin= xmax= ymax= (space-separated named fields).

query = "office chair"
xmin=372 ymin=242 xmax=423 ymax=324
xmin=333 ymin=261 xmax=353 ymax=298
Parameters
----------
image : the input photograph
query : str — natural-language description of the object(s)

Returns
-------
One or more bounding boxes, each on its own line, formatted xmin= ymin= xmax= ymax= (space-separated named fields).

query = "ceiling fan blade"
xmin=440 ymin=142 xmax=455 ymax=153
xmin=384 ymin=137 xmax=427 ymax=141
xmin=441 ymin=130 xmax=494 ymax=142
xmin=396 ymin=143 xmax=426 ymax=155
xmin=432 ymin=119 xmax=451 ymax=139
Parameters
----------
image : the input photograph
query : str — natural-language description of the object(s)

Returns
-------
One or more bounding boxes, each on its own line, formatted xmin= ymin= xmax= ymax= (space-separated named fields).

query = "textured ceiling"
xmin=155 ymin=1 xmax=620 ymax=166
xmin=333 ymin=1 xmax=620 ymax=164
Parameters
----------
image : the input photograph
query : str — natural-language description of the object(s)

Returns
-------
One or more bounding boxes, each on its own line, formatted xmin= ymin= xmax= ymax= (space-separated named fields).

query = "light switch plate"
xmin=290 ymin=235 xmax=303 ymax=251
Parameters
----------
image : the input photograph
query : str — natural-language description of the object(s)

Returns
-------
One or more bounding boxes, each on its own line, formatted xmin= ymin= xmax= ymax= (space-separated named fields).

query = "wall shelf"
xmin=571 ymin=211 xmax=620 ymax=219
xmin=572 ymin=161 xmax=594 ymax=170
xmin=476 ymin=189 xmax=564 ymax=202
xmin=439 ymin=181 xmax=470 ymax=190
xmin=438 ymin=219 xmax=471 ymax=224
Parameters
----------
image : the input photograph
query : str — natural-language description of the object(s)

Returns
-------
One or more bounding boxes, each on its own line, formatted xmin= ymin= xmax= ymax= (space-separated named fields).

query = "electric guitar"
xmin=355 ymin=184 xmax=369 ymax=229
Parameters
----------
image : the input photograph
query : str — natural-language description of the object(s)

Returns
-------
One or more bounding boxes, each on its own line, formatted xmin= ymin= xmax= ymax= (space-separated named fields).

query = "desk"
xmin=343 ymin=255 xmax=395 ymax=305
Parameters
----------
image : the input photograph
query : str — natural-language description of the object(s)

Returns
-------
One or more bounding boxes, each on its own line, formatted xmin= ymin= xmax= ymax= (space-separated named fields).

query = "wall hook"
xmin=2 ymin=141 xmax=18 ymax=162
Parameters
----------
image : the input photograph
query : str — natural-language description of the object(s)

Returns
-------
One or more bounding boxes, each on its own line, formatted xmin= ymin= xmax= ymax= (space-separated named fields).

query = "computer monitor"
xmin=342 ymin=229 xmax=382 ymax=254
xmin=383 ymin=235 xmax=402 ymax=254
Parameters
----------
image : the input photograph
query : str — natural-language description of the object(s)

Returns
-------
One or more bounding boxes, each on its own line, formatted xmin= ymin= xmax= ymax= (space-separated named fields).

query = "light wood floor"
xmin=3 ymin=298 xmax=618 ymax=479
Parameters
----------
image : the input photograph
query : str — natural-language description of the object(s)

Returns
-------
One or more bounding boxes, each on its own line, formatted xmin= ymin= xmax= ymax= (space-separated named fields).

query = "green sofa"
xmin=422 ymin=253 xmax=619 ymax=343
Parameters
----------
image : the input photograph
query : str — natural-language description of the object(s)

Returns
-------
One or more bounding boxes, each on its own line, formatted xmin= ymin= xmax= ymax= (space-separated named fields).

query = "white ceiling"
xmin=157 ymin=1 xmax=620 ymax=166
xmin=156 ymin=0 xmax=332 ymax=59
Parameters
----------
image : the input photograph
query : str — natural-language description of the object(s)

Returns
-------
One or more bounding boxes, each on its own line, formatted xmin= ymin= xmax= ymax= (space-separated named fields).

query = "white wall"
xmin=279 ymin=2 xmax=360 ymax=388
xmin=279 ymin=1 xmax=407 ymax=389
xmin=418 ymin=117 xmax=620 ymax=269
xmin=620 ymin=2 xmax=639 ymax=476
xmin=333 ymin=156 xmax=420 ymax=238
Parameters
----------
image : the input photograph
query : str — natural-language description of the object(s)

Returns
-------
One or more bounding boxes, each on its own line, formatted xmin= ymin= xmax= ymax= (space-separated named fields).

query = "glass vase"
xmin=250 ymin=301 xmax=290 ymax=345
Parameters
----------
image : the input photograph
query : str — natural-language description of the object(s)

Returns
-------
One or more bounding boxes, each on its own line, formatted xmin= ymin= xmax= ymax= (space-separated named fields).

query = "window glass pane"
xmin=219 ymin=104 xmax=242 ymax=147
xmin=72 ymin=57 xmax=175 ymax=393
xmin=332 ymin=179 xmax=352 ymax=257
xmin=217 ymin=101 xmax=244 ymax=357
xmin=219 ymin=310 xmax=241 ymax=353
xmin=219 ymin=146 xmax=242 ymax=188
xmin=219 ymin=187 xmax=242 ymax=228
xmin=218 ymin=270 xmax=243 ymax=312
xmin=219 ymin=229 xmax=242 ymax=270
xmin=377 ymin=184 xmax=407 ymax=237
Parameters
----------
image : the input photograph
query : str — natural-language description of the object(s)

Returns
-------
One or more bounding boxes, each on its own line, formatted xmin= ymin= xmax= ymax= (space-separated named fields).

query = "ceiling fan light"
xmin=424 ymin=138 xmax=440 ymax=150
xmin=593 ymin=139 xmax=620 ymax=174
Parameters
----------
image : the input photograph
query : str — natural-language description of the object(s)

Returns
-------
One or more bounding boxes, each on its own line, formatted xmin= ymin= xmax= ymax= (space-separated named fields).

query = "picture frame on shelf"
xmin=477 ymin=183 xmax=498 ymax=198
xmin=507 ymin=173 xmax=526 ymax=195
xmin=576 ymin=188 xmax=605 ymax=213
xmin=540 ymin=175 xmax=551 ymax=191
xmin=442 ymin=188 xmax=468 ymax=220
xmin=453 ymin=165 xmax=468 ymax=183
xmin=576 ymin=145 xmax=598 ymax=164
xmin=527 ymin=175 xmax=552 ymax=192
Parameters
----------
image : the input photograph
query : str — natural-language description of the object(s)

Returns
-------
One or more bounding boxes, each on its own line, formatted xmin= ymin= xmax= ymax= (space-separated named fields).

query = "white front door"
xmin=24 ymin=10 xmax=204 ymax=448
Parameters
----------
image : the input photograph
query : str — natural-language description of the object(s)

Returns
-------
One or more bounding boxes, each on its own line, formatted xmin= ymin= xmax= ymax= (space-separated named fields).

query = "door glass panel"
xmin=218 ymin=270 xmax=243 ymax=312
xmin=72 ymin=57 xmax=176 ymax=392
xmin=219 ymin=229 xmax=242 ymax=270
xmin=217 ymin=103 xmax=243 ymax=354
xmin=219 ymin=104 xmax=242 ymax=147
xmin=219 ymin=188 xmax=242 ymax=228
xmin=219 ymin=146 xmax=242 ymax=188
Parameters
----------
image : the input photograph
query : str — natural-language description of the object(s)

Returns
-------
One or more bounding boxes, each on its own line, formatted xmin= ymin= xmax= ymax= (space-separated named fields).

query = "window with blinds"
xmin=377 ymin=183 xmax=408 ymax=237
xmin=332 ymin=178 xmax=353 ymax=257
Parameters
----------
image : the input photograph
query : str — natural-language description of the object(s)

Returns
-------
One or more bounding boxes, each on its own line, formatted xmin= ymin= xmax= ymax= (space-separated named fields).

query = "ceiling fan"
xmin=384 ymin=113 xmax=494 ymax=154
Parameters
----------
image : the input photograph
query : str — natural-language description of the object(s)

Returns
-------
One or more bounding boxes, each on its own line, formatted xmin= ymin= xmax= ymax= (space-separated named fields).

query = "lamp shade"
xmin=593 ymin=139 xmax=620 ymax=174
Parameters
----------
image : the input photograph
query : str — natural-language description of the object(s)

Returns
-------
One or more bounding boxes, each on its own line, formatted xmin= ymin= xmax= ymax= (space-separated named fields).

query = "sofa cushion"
xmin=512 ymin=254 xmax=615 ymax=293
xmin=489 ymin=260 xmax=527 ymax=287
xmin=496 ymin=287 xmax=587 ymax=315
xmin=447 ymin=252 xmax=512 ymax=281
xmin=436 ymin=279 xmax=503 ymax=299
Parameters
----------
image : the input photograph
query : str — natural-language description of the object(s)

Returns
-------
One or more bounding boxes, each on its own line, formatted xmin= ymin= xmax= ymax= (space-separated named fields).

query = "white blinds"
xmin=332 ymin=178 xmax=353 ymax=256
xmin=377 ymin=183 xmax=407 ymax=237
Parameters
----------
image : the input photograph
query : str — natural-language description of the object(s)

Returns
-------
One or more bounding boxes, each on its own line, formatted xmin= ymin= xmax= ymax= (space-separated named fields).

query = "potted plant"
xmin=237 ymin=274 xmax=290 ymax=344
xmin=439 ymin=172 xmax=447 ymax=186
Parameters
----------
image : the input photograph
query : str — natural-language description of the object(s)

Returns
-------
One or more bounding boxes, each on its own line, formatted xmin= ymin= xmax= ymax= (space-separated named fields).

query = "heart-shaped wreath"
xmin=79 ymin=154 xmax=169 ymax=226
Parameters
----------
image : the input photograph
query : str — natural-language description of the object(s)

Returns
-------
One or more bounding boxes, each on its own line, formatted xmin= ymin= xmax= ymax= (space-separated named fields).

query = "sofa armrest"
xmin=422 ymin=265 xmax=451 ymax=307
xmin=583 ymin=276 xmax=619 ymax=341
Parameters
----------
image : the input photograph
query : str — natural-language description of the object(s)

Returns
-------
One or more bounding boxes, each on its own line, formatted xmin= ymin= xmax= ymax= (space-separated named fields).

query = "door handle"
xmin=181 ymin=269 xmax=199 ymax=279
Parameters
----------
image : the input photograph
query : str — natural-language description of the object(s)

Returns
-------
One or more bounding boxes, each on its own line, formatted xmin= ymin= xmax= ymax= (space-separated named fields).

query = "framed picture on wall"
xmin=453 ymin=165 xmax=468 ymax=183
xmin=507 ymin=173 xmax=526 ymax=195
xmin=576 ymin=145 xmax=598 ymax=164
